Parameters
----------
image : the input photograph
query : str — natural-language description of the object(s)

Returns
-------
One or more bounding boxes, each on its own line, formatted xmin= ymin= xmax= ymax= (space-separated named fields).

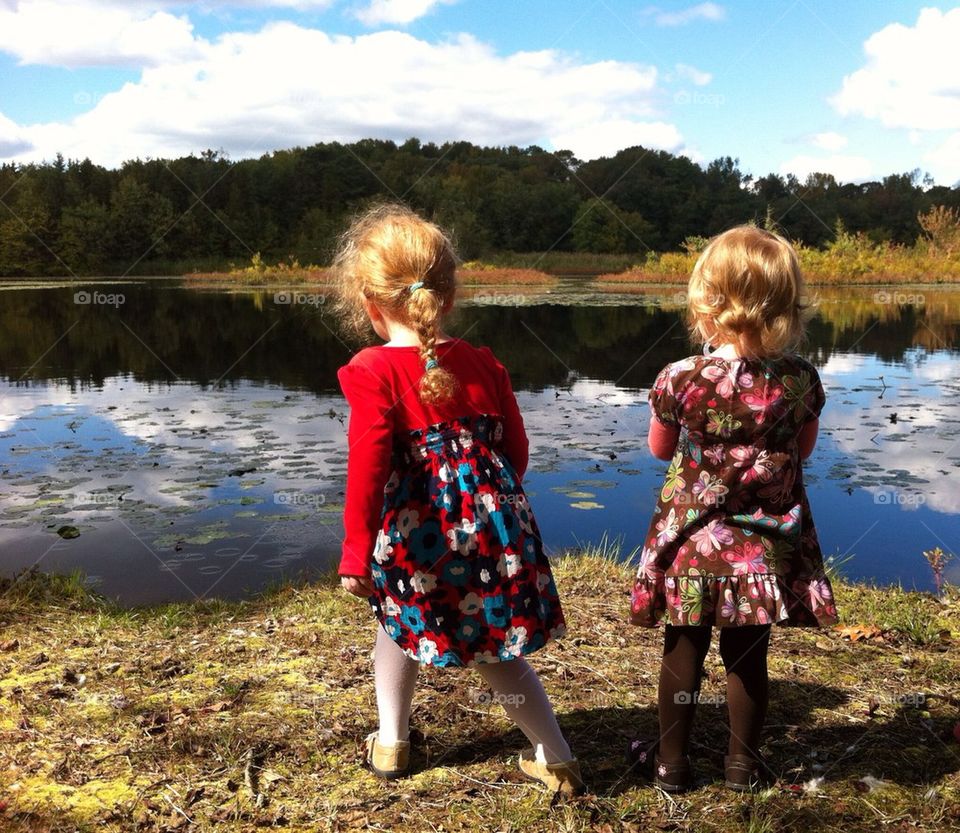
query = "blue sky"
xmin=0 ymin=1 xmax=958 ymax=184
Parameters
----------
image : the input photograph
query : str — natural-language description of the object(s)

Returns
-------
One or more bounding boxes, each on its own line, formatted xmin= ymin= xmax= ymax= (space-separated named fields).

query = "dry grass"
xmin=184 ymin=257 xmax=554 ymax=287
xmin=0 ymin=554 xmax=958 ymax=832
xmin=596 ymin=237 xmax=960 ymax=286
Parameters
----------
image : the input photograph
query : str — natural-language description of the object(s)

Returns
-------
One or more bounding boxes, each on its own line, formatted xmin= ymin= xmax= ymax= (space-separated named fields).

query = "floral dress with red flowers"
xmin=338 ymin=341 xmax=566 ymax=667
xmin=631 ymin=353 xmax=838 ymax=629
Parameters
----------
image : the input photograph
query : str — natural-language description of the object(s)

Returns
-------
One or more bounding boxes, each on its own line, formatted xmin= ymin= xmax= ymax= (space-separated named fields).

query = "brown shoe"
xmin=724 ymin=753 xmax=766 ymax=792
xmin=654 ymin=753 xmax=692 ymax=793
xmin=364 ymin=732 xmax=410 ymax=780
xmin=518 ymin=749 xmax=585 ymax=796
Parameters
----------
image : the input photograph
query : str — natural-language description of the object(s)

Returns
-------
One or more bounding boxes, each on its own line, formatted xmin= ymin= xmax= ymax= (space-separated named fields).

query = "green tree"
xmin=571 ymin=198 xmax=655 ymax=253
xmin=108 ymin=176 xmax=176 ymax=266
xmin=59 ymin=199 xmax=111 ymax=274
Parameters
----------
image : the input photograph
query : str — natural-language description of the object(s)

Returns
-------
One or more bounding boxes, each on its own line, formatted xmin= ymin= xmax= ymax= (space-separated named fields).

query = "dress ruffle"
xmin=630 ymin=571 xmax=838 ymax=628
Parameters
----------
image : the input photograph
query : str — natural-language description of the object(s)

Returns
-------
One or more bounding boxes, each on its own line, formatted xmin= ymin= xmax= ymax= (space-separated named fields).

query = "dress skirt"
xmin=368 ymin=414 xmax=566 ymax=666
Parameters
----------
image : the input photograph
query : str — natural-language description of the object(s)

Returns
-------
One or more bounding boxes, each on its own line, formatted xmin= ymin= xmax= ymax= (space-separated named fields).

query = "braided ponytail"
xmin=408 ymin=284 xmax=457 ymax=404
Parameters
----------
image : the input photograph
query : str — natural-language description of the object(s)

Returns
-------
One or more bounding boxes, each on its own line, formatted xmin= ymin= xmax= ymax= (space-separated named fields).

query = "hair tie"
xmin=425 ymin=358 xmax=439 ymax=371
xmin=408 ymin=281 xmax=425 ymax=293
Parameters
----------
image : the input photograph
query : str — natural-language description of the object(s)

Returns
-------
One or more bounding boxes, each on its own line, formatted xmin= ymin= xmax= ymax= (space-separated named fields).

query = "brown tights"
xmin=657 ymin=624 xmax=771 ymax=763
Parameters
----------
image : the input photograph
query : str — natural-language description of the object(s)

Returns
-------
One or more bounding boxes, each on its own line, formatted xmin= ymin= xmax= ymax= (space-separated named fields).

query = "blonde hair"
xmin=332 ymin=203 xmax=459 ymax=404
xmin=687 ymin=225 xmax=809 ymax=358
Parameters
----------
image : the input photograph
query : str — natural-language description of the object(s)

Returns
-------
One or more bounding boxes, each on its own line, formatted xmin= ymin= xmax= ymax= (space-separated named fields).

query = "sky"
xmin=0 ymin=0 xmax=958 ymax=185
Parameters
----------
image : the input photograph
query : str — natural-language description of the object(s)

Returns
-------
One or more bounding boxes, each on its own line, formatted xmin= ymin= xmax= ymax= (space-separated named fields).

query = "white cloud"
xmin=354 ymin=0 xmax=455 ymax=26
xmin=0 ymin=1 xmax=205 ymax=68
xmin=925 ymin=132 xmax=960 ymax=185
xmin=0 ymin=111 xmax=32 ymax=156
xmin=831 ymin=7 xmax=960 ymax=131
xmin=645 ymin=2 xmax=725 ymax=27
xmin=0 ymin=23 xmax=682 ymax=167
xmin=810 ymin=131 xmax=847 ymax=152
xmin=552 ymin=119 xmax=683 ymax=160
xmin=778 ymin=154 xmax=873 ymax=183
xmin=675 ymin=62 xmax=711 ymax=86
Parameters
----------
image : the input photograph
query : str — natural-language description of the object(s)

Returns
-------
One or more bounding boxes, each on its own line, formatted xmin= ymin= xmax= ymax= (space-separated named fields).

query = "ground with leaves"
xmin=1 ymin=554 xmax=958 ymax=833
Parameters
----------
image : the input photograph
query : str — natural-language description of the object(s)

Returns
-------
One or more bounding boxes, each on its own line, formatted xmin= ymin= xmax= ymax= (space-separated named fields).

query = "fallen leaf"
xmin=834 ymin=623 xmax=883 ymax=642
xmin=0 ymin=639 xmax=19 ymax=651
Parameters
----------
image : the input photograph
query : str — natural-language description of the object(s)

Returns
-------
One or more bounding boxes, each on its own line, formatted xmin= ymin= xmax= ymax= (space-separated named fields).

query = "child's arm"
xmin=338 ymin=361 xmax=395 ymax=579
xmin=648 ymin=417 xmax=680 ymax=460
xmin=797 ymin=417 xmax=818 ymax=460
xmin=648 ymin=363 xmax=682 ymax=460
xmin=494 ymin=356 xmax=529 ymax=479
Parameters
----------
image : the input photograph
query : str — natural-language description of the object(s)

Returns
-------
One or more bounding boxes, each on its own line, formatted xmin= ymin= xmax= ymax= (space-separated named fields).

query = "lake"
xmin=1 ymin=278 xmax=958 ymax=604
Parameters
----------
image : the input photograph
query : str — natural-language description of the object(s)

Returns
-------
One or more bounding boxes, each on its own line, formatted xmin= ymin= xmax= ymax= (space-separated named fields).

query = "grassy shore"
xmin=596 ymin=233 xmax=960 ymax=286
xmin=185 ymin=255 xmax=556 ymax=287
xmin=1 ymin=549 xmax=958 ymax=832
xmin=184 ymin=238 xmax=960 ymax=288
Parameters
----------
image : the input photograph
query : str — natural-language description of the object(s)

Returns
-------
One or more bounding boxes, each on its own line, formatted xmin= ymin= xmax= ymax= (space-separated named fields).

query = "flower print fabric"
xmin=339 ymin=341 xmax=566 ymax=667
xmin=631 ymin=353 xmax=838 ymax=628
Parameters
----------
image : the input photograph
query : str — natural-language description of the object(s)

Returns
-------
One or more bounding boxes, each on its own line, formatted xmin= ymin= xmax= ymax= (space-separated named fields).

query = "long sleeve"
xmin=797 ymin=418 xmax=819 ymax=460
xmin=494 ymin=356 xmax=529 ymax=479
xmin=337 ymin=360 xmax=395 ymax=577
xmin=648 ymin=417 xmax=680 ymax=460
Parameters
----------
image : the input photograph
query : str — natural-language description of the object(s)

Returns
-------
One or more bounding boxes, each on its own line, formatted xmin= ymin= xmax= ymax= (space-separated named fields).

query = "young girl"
xmin=333 ymin=204 xmax=582 ymax=795
xmin=629 ymin=226 xmax=838 ymax=792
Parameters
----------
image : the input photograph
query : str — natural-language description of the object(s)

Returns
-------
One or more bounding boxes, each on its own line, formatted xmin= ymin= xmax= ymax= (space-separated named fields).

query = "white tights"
xmin=374 ymin=625 xmax=573 ymax=764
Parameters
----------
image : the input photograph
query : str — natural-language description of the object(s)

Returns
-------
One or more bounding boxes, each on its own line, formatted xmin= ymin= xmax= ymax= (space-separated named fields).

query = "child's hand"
xmin=341 ymin=575 xmax=374 ymax=597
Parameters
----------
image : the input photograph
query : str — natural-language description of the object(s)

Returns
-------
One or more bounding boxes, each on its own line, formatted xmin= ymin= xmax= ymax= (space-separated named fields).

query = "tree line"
xmin=0 ymin=139 xmax=957 ymax=276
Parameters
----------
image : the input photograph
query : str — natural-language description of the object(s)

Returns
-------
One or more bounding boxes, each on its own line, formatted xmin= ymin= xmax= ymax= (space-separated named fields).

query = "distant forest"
xmin=1 ymin=138 xmax=958 ymax=276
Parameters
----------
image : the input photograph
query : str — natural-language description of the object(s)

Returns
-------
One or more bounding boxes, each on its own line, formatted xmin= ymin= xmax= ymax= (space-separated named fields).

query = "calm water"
xmin=1 ymin=278 xmax=958 ymax=603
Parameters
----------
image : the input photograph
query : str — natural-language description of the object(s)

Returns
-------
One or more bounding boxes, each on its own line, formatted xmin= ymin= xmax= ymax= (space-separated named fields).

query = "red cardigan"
xmin=337 ymin=340 xmax=528 ymax=578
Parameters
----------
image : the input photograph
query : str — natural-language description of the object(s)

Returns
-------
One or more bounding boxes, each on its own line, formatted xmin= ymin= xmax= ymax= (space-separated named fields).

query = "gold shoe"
xmin=364 ymin=732 xmax=411 ymax=780
xmin=518 ymin=749 xmax=585 ymax=796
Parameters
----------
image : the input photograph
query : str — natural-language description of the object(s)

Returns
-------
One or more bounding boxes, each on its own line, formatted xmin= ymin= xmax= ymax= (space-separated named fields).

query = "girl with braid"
xmin=333 ymin=204 xmax=581 ymax=794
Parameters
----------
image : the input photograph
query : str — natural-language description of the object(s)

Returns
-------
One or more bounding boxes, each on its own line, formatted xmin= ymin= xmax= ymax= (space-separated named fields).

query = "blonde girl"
xmin=333 ymin=203 xmax=582 ymax=795
xmin=628 ymin=225 xmax=837 ymax=792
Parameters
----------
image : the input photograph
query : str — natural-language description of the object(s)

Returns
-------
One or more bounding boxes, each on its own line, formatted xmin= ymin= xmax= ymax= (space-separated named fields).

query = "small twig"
xmin=162 ymin=792 xmax=194 ymax=825
xmin=244 ymin=746 xmax=267 ymax=808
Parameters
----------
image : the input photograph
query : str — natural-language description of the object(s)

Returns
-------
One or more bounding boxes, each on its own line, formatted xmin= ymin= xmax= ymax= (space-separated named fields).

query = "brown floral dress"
xmin=631 ymin=353 xmax=838 ymax=628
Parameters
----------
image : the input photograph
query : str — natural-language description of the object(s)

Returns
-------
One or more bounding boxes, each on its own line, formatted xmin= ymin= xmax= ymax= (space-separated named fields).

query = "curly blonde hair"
xmin=332 ymin=203 xmax=459 ymax=404
xmin=687 ymin=225 xmax=810 ymax=358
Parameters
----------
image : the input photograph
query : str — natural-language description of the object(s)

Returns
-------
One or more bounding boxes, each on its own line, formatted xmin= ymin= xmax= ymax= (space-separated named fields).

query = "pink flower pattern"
xmin=631 ymin=354 xmax=838 ymax=629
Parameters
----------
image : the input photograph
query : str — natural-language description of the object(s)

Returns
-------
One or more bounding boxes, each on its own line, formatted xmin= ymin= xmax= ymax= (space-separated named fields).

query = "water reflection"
xmin=0 ymin=279 xmax=957 ymax=601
